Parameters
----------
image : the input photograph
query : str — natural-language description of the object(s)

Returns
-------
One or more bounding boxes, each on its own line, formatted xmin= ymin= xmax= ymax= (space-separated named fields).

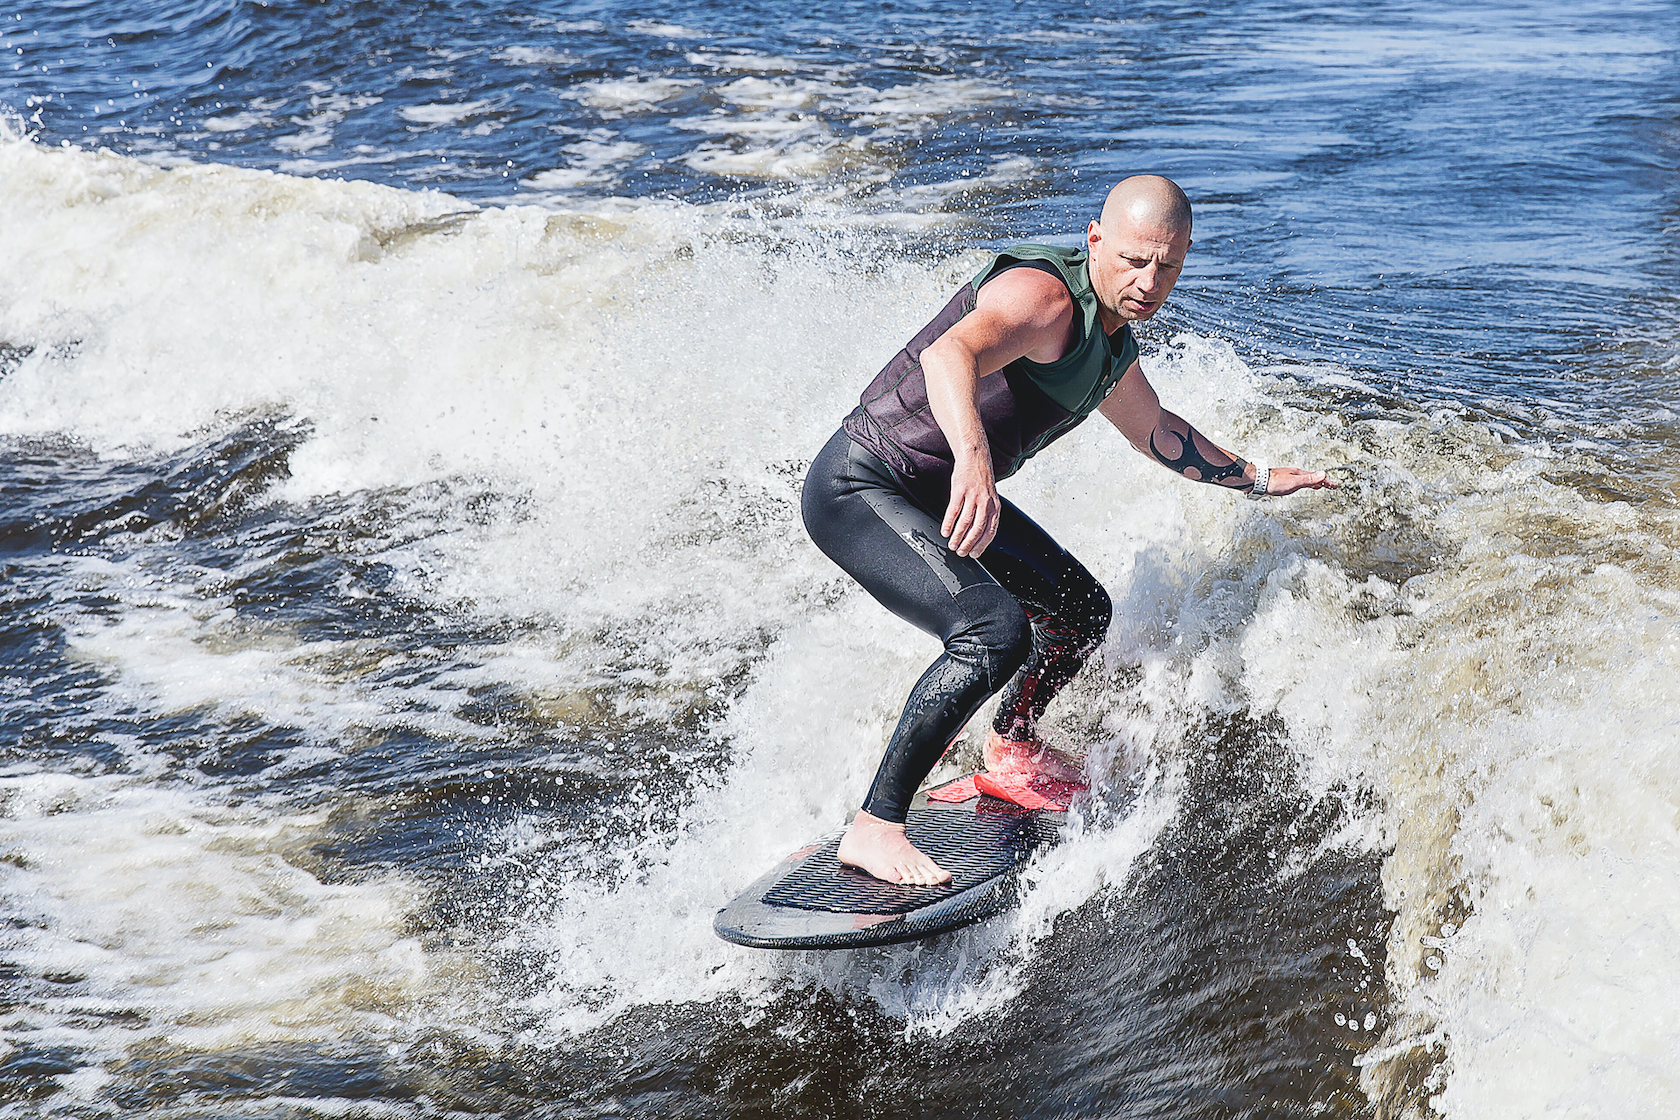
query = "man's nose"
xmin=1136 ymin=264 xmax=1164 ymax=293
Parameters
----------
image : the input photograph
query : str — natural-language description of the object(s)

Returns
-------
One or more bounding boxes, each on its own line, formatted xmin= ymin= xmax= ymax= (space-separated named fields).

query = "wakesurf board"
xmin=713 ymin=773 xmax=1065 ymax=950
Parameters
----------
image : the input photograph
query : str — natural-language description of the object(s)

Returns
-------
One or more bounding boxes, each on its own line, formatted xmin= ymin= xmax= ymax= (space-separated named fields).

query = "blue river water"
xmin=2 ymin=1 xmax=1678 ymax=1117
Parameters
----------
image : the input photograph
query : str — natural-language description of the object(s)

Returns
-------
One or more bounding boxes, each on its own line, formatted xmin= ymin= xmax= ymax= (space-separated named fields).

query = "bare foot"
xmin=836 ymin=810 xmax=952 ymax=886
xmin=984 ymin=730 xmax=1087 ymax=786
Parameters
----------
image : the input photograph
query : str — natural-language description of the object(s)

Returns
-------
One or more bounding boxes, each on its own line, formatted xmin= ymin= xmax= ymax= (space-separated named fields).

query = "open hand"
xmin=1266 ymin=466 xmax=1338 ymax=496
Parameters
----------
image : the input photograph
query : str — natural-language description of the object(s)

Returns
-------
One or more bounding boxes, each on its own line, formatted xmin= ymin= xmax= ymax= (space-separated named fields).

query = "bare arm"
xmin=1097 ymin=360 xmax=1336 ymax=496
xmin=920 ymin=267 xmax=1076 ymax=556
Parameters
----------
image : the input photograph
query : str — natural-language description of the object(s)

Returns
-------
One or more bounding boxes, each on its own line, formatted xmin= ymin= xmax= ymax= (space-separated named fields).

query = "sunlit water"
xmin=2 ymin=1 xmax=1678 ymax=1116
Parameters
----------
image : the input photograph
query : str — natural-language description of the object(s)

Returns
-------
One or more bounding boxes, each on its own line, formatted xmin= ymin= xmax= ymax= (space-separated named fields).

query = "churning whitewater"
xmin=3 ymin=1 xmax=1678 ymax=1116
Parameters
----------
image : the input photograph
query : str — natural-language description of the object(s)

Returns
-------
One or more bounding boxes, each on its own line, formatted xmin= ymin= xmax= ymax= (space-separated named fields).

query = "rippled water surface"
xmin=2 ymin=1 xmax=1678 ymax=1117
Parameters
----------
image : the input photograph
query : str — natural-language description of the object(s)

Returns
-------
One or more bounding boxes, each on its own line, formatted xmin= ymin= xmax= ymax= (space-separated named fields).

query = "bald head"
xmin=1085 ymin=176 xmax=1193 ymax=328
xmin=1100 ymin=175 xmax=1193 ymax=237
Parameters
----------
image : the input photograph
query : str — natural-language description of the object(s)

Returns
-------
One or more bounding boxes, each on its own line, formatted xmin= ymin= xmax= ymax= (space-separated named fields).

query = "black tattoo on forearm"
xmin=1149 ymin=428 xmax=1251 ymax=488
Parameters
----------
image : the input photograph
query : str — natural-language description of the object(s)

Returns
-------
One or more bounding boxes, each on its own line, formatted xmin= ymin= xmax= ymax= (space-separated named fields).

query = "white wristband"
xmin=1245 ymin=465 xmax=1271 ymax=500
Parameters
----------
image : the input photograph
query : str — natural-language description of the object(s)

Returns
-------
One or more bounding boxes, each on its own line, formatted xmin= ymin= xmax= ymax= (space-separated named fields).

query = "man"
xmin=801 ymin=175 xmax=1335 ymax=886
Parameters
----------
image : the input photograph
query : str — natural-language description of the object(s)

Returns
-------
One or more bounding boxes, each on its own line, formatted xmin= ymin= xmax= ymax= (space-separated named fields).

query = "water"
xmin=1 ymin=1 xmax=1677 ymax=1116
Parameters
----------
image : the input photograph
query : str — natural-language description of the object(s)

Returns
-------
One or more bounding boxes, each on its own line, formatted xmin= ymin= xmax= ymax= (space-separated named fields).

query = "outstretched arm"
xmin=1096 ymin=360 xmax=1336 ymax=496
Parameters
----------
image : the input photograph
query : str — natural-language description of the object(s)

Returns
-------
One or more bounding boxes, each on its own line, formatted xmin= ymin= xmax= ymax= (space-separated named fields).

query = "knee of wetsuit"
xmin=951 ymin=584 xmax=1032 ymax=684
xmin=1080 ymin=585 xmax=1114 ymax=650
xmin=799 ymin=466 xmax=832 ymax=536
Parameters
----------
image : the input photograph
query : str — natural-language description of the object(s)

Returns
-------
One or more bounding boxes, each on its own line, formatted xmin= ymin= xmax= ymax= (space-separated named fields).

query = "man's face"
xmin=1086 ymin=217 xmax=1192 ymax=327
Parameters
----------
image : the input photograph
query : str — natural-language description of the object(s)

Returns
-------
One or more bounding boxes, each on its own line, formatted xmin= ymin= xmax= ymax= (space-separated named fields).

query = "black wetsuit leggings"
xmin=802 ymin=430 xmax=1112 ymax=823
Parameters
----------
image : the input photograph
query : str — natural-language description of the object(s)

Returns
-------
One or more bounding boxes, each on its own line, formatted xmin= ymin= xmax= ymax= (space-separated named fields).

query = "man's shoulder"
xmin=978 ymin=262 xmax=1074 ymax=302
xmin=974 ymin=243 xmax=1088 ymax=298
xmin=972 ymin=259 xmax=1077 ymax=336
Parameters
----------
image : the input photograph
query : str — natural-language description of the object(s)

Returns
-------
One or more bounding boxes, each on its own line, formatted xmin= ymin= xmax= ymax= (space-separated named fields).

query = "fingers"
xmin=1305 ymin=468 xmax=1337 ymax=491
xmin=943 ymin=469 xmax=1000 ymax=557
xmin=964 ymin=506 xmax=999 ymax=557
xmin=1268 ymin=467 xmax=1339 ymax=496
xmin=965 ymin=496 xmax=1000 ymax=556
xmin=948 ymin=497 xmax=977 ymax=556
xmin=947 ymin=490 xmax=999 ymax=557
xmin=1300 ymin=469 xmax=1337 ymax=491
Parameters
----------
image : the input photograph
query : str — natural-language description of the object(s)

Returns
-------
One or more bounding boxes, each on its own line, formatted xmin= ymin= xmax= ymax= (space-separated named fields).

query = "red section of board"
xmin=926 ymin=775 xmax=983 ymax=803
xmin=973 ymin=770 xmax=1083 ymax=812
xmin=926 ymin=771 xmax=1085 ymax=811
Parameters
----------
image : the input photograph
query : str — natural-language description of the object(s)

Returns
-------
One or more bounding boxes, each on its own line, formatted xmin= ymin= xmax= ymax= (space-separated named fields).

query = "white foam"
xmin=274 ymin=91 xmax=383 ymax=155
xmin=846 ymin=78 xmax=1013 ymax=125
xmin=679 ymin=138 xmax=843 ymax=180
xmin=0 ymin=134 xmax=1174 ymax=1043
xmin=684 ymin=50 xmax=800 ymax=73
xmin=882 ymin=155 xmax=1040 ymax=208
xmin=712 ymin=75 xmax=845 ymax=111
xmin=0 ymin=770 xmax=439 ymax=1054
xmin=521 ymin=134 xmax=644 ymax=191
xmin=203 ymin=110 xmax=267 ymax=133
xmin=397 ymin=100 xmax=494 ymax=127
xmin=1225 ymin=396 xmax=1680 ymax=1110
xmin=658 ymin=73 xmax=1016 ymax=182
xmin=627 ymin=19 xmax=708 ymax=39
xmin=53 ymin=552 xmax=501 ymax=758
xmin=493 ymin=46 xmax=578 ymax=66
xmin=565 ymin=76 xmax=700 ymax=112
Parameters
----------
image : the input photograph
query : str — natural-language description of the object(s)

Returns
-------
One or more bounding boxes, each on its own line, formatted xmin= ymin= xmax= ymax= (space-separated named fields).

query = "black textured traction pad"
xmin=713 ymin=777 xmax=1065 ymax=950
xmin=763 ymin=799 xmax=1057 ymax=914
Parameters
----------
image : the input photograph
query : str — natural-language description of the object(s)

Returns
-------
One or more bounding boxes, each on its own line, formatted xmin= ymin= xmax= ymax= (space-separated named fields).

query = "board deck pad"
xmin=714 ymin=776 xmax=1064 ymax=950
